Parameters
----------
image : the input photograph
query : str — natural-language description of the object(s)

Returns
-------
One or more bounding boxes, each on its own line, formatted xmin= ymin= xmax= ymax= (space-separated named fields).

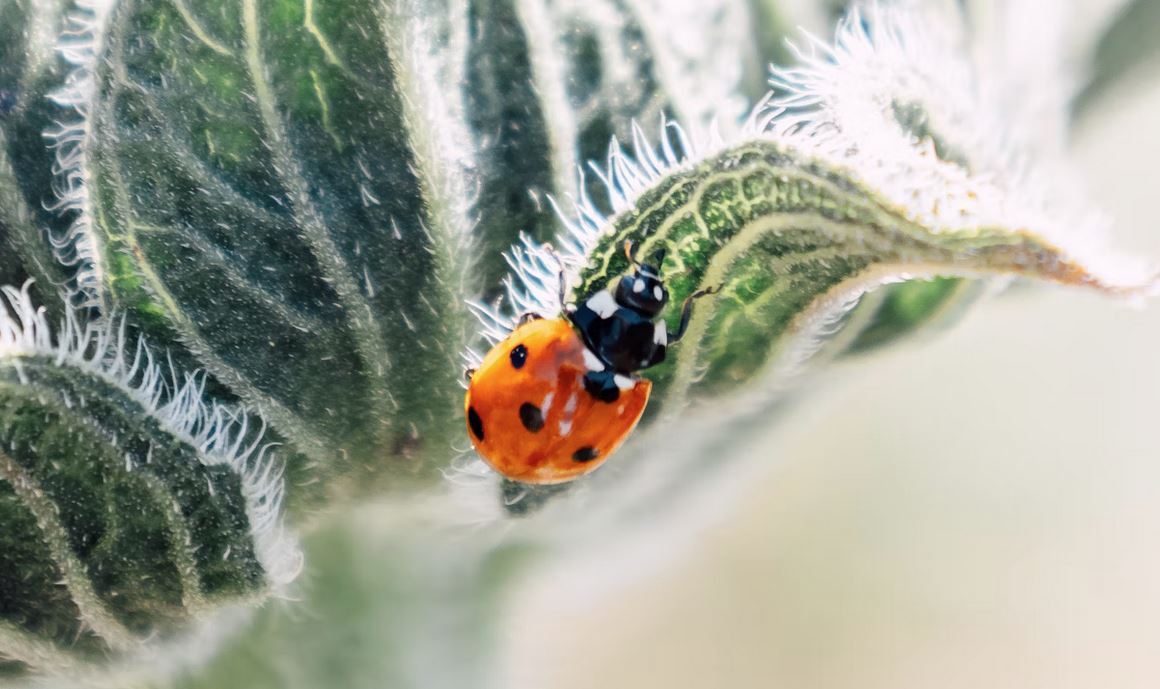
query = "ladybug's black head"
xmin=614 ymin=248 xmax=668 ymax=318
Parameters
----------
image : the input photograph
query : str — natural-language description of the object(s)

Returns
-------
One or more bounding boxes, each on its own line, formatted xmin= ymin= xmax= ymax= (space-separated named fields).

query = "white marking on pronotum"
xmin=652 ymin=285 xmax=663 ymax=301
xmin=586 ymin=290 xmax=617 ymax=318
xmin=632 ymin=279 xmax=644 ymax=293
xmin=653 ymin=322 xmax=667 ymax=346
xmin=582 ymin=348 xmax=604 ymax=371
xmin=613 ymin=374 xmax=634 ymax=390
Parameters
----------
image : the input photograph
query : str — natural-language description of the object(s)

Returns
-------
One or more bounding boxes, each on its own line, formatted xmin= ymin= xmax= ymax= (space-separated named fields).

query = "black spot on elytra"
xmin=572 ymin=446 xmax=599 ymax=463
xmin=467 ymin=407 xmax=484 ymax=441
xmin=519 ymin=403 xmax=544 ymax=432
xmin=510 ymin=344 xmax=528 ymax=369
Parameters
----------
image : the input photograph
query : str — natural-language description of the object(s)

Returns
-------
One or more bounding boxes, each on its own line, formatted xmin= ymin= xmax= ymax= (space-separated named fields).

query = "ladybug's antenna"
xmin=623 ymin=240 xmax=640 ymax=267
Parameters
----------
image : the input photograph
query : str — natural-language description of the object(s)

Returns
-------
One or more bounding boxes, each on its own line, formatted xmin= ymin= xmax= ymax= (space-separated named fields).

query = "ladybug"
xmin=464 ymin=242 xmax=717 ymax=484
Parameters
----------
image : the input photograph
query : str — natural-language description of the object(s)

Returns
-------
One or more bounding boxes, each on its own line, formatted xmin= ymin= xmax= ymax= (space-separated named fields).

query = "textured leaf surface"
xmin=0 ymin=286 xmax=298 ymax=679
xmin=84 ymin=0 xmax=473 ymax=494
xmin=571 ymin=141 xmax=1133 ymax=418
xmin=0 ymin=0 xmax=73 ymax=307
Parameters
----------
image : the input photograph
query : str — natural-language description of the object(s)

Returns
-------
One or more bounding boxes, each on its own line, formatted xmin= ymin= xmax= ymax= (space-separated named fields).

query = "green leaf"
xmin=79 ymin=0 xmax=474 ymax=495
xmin=461 ymin=0 xmax=563 ymax=292
xmin=69 ymin=0 xmax=773 ymax=504
xmin=464 ymin=0 xmax=765 ymax=290
xmin=0 ymin=0 xmax=74 ymax=310
xmin=842 ymin=276 xmax=981 ymax=354
xmin=569 ymin=140 xmax=1145 ymax=417
xmin=0 ymin=284 xmax=299 ymax=679
xmin=475 ymin=4 xmax=1156 ymax=516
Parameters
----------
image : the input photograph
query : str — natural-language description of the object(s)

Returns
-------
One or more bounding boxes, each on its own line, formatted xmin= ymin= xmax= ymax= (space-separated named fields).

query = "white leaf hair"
xmin=0 ymin=281 xmax=303 ymax=588
xmin=466 ymin=0 xmax=1157 ymax=362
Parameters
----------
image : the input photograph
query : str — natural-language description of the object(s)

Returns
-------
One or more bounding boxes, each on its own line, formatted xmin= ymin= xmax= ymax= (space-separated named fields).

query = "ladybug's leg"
xmin=541 ymin=244 xmax=571 ymax=310
xmin=669 ymin=285 xmax=722 ymax=343
xmin=582 ymin=370 xmax=622 ymax=403
xmin=558 ymin=269 xmax=568 ymax=310
xmin=517 ymin=312 xmax=543 ymax=326
xmin=464 ymin=368 xmax=476 ymax=381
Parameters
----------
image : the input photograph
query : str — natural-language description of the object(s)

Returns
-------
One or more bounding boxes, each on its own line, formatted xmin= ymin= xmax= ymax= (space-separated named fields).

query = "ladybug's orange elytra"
xmin=464 ymin=318 xmax=650 ymax=484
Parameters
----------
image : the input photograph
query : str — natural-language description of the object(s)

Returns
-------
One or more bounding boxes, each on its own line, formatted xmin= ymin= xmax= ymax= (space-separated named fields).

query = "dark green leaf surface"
xmin=0 ymin=0 xmax=73 ymax=309
xmin=0 ymin=290 xmax=288 ymax=678
xmin=87 ymin=0 xmax=470 ymax=494
xmin=464 ymin=0 xmax=560 ymax=292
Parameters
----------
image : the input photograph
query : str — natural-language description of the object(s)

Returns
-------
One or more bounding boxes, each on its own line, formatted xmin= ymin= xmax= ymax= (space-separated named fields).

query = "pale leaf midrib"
xmin=241 ymin=0 xmax=394 ymax=430
xmin=660 ymin=212 xmax=874 ymax=411
xmin=136 ymin=473 xmax=212 ymax=614
xmin=373 ymin=1 xmax=471 ymax=367
xmin=0 ymin=376 xmax=213 ymax=614
xmin=172 ymin=0 xmax=233 ymax=56
xmin=100 ymin=141 xmax=335 ymax=468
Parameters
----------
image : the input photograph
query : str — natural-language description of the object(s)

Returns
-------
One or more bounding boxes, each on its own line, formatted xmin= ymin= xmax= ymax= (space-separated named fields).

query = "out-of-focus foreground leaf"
xmin=1076 ymin=0 xmax=1160 ymax=118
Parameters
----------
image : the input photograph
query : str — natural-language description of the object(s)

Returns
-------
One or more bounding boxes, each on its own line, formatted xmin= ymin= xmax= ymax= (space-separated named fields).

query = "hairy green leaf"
xmin=571 ymin=140 xmax=1134 ymax=418
xmin=80 ymin=0 xmax=473 ymax=496
xmin=465 ymin=0 xmax=765 ymax=290
xmin=0 ymin=0 xmax=73 ymax=309
xmin=0 ymin=285 xmax=298 ymax=679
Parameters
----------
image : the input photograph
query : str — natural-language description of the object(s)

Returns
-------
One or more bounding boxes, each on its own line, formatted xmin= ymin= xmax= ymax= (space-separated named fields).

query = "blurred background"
xmin=505 ymin=41 xmax=1160 ymax=689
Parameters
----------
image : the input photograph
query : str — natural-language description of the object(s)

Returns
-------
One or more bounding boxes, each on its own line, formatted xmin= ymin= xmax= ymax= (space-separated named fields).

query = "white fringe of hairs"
xmin=43 ymin=0 xmax=114 ymax=311
xmin=0 ymin=282 xmax=303 ymax=589
xmin=465 ymin=0 xmax=1158 ymax=362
